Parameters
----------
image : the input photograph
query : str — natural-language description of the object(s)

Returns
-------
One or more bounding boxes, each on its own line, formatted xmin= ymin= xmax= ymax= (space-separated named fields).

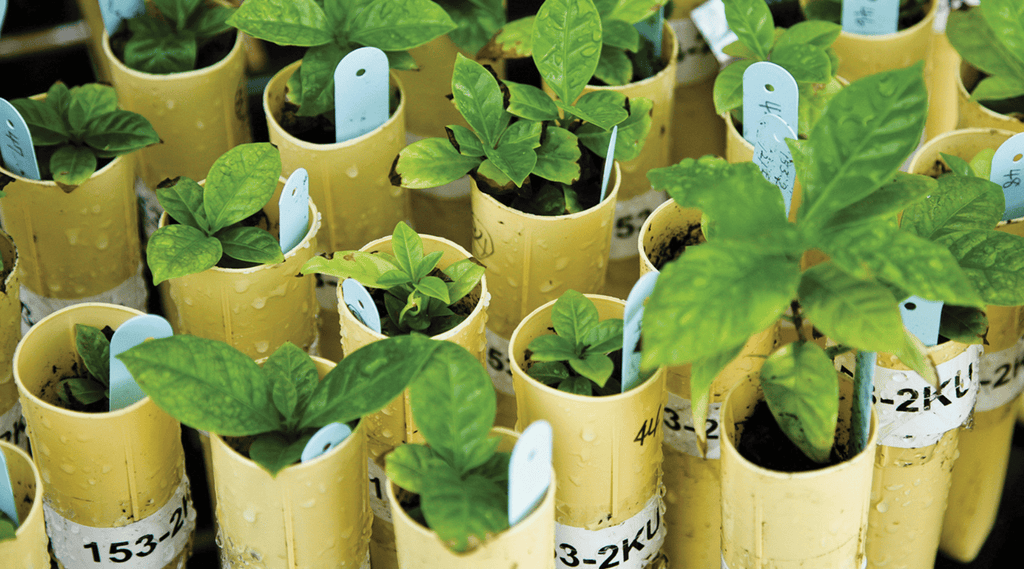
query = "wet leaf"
xmin=393 ymin=137 xmax=482 ymax=189
xmin=216 ymin=226 xmax=285 ymax=265
xmin=451 ymin=54 xmax=510 ymax=147
xmin=937 ymin=230 xmax=1024 ymax=306
xmin=572 ymin=90 xmax=628 ymax=130
xmin=146 ymin=224 xmax=223 ymax=284
xmin=483 ymin=119 xmax=541 ymax=186
xmin=798 ymin=263 xmax=905 ymax=353
xmin=900 ymin=175 xmax=1005 ymax=240
xmin=227 ymin=0 xmax=333 ymax=46
xmin=203 ymin=143 xmax=281 ymax=232
xmin=386 ymin=444 xmax=447 ymax=494
xmin=443 ymin=259 xmax=485 ymax=303
xmin=551 ymin=289 xmax=598 ymax=345
xmin=75 ymin=324 xmax=110 ymax=387
xmin=348 ymin=0 xmax=456 ymax=52
xmin=505 ymin=81 xmax=559 ymax=121
xmin=594 ymin=45 xmax=633 ymax=86
xmin=533 ymin=127 xmax=581 ymax=184
xmin=532 ymin=0 xmax=602 ymax=104
xmin=420 ymin=464 xmax=509 ymax=552
xmin=723 ymin=0 xmax=774 ymax=60
xmin=157 ymin=177 xmax=210 ymax=234
xmin=300 ymin=251 xmax=400 ymax=287
xmin=761 ymin=341 xmax=838 ymax=464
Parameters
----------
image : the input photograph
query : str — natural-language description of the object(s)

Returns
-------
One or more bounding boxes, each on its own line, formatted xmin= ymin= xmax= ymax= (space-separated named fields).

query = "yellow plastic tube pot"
xmin=720 ymin=375 xmax=877 ymax=569
xmin=0 ymin=154 xmax=145 ymax=330
xmin=924 ymin=4 xmax=960 ymax=140
xmin=907 ymin=127 xmax=1014 ymax=178
xmin=0 ymin=231 xmax=26 ymax=451
xmin=669 ymin=0 xmax=727 ymax=163
xmin=13 ymin=303 xmax=192 ymax=568
xmin=161 ymin=178 xmax=320 ymax=359
xmin=387 ymin=427 xmax=555 ymax=569
xmin=212 ymin=357 xmax=370 ymax=569
xmin=103 ymin=30 xmax=251 ymax=190
xmin=0 ymin=441 xmax=48 ymax=568
xmin=511 ymin=295 xmax=668 ymax=568
xmin=957 ymin=63 xmax=1024 ymax=133
xmin=474 ymin=166 xmax=620 ymax=429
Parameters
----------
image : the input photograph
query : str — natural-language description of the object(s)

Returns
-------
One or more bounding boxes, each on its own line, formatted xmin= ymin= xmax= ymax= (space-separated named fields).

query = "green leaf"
xmin=415 ymin=276 xmax=451 ymax=304
xmin=82 ymin=110 xmax=160 ymax=154
xmin=271 ymin=369 xmax=299 ymax=421
xmin=46 ymin=81 xmax=71 ymax=117
xmin=248 ymin=432 xmax=314 ymax=477
xmin=67 ymin=84 xmax=118 ymax=134
xmin=0 ymin=512 xmax=15 ymax=541
xmin=420 ymin=464 xmax=509 ymax=552
xmin=451 ymin=54 xmax=510 ymax=148
xmin=297 ymin=42 xmax=348 ymax=117
xmin=713 ymin=60 xmax=755 ymax=115
xmin=263 ymin=342 xmax=320 ymax=420
xmin=300 ymin=250 xmax=400 ymax=287
xmin=203 ymin=143 xmax=281 ymax=232
xmin=62 ymin=377 xmax=107 ymax=405
xmin=527 ymin=334 xmax=578 ymax=361
xmin=532 ymin=0 xmax=603 ymax=104
xmin=980 ymin=0 xmax=1024 ymax=75
xmin=10 ymin=97 xmax=69 ymax=146
xmin=301 ymin=334 xmax=443 ymax=429
xmin=972 ymin=75 xmax=1024 ymax=102
xmin=594 ymin=45 xmax=633 ymax=86
xmin=798 ymin=263 xmax=904 ymax=353
xmin=724 ymin=0 xmax=774 ymax=60
xmin=386 ymin=444 xmax=447 ymax=494
xmin=153 ymin=0 xmax=203 ymax=30
xmin=602 ymin=17 xmax=640 ymax=51
xmin=824 ymin=172 xmax=935 ymax=229
xmin=559 ymin=375 xmax=593 ymax=395
xmin=939 ymin=305 xmax=989 ymax=344
xmin=761 ymin=341 xmax=838 ymax=464
xmin=970 ymin=149 xmax=996 ymax=180
xmin=118 ymin=335 xmax=281 ymax=435
xmin=569 ymin=353 xmax=614 ymax=386
xmin=642 ymin=241 xmax=800 ymax=367
xmin=900 ymin=175 xmax=1005 ymax=240
xmin=770 ymin=44 xmax=831 ymax=83
xmin=409 ymin=341 xmax=499 ymax=473
xmin=573 ymin=90 xmax=629 ymax=130
xmin=688 ymin=344 xmax=745 ymax=453
xmin=227 ymin=0 xmax=333 ymax=46
xmin=483 ymin=120 xmax=541 ymax=186
xmin=937 ymin=230 xmax=1024 ymax=306
xmin=773 ymin=20 xmax=841 ymax=50
xmin=442 ymin=259 xmax=485 ymax=303
xmin=940 ymin=153 xmax=974 ymax=178
xmin=527 ymin=361 xmax=570 ymax=385
xmin=504 ymin=81 xmax=559 ymax=121
xmin=583 ymin=318 xmax=623 ymax=353
xmin=606 ymin=0 xmax=666 ymax=24
xmin=146 ymin=224 xmax=223 ymax=284
xmin=216 ymin=226 xmax=286 ymax=265
xmin=125 ymin=16 xmax=197 ymax=74
xmin=193 ymin=5 xmax=235 ymax=39
xmin=482 ymin=16 xmax=535 ymax=59
xmin=157 ymin=177 xmax=210 ymax=233
xmin=446 ymin=126 xmax=485 ymax=157
xmin=348 ymin=0 xmax=457 ymax=51
xmin=378 ymin=269 xmax=413 ymax=288
xmin=550 ymin=289 xmax=598 ymax=345
xmin=76 ymin=324 xmax=110 ymax=386
xmin=440 ymin=0 xmax=507 ymax=54
xmin=948 ymin=7 xmax=1024 ymax=82
xmin=50 ymin=145 xmax=97 ymax=187
xmin=393 ymin=137 xmax=482 ymax=189
xmin=577 ymin=96 xmax=653 ymax=162
xmin=385 ymin=50 xmax=419 ymax=70
xmin=414 ymin=251 xmax=444 ymax=282
xmin=534 ymin=127 xmax=581 ymax=184
xmin=392 ymin=221 xmax=423 ymax=277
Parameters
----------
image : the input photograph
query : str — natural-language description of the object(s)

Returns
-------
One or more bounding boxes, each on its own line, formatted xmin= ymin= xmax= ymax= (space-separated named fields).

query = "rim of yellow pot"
xmin=101 ymin=28 xmax=244 ymax=80
xmin=474 ymin=162 xmax=621 ymax=222
xmin=263 ymin=59 xmax=407 ymax=151
xmin=956 ymin=61 xmax=1024 ymax=129
xmin=1 ymin=441 xmax=42 ymax=538
xmin=0 ymin=151 xmax=125 ymax=187
xmin=838 ymin=0 xmax=936 ymax=42
xmin=213 ymin=414 xmax=363 ymax=474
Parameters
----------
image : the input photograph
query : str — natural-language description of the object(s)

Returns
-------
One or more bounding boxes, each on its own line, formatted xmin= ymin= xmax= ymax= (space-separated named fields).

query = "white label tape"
xmin=44 ymin=474 xmax=195 ymax=568
xmin=555 ymin=495 xmax=666 ymax=569
xmin=977 ymin=337 xmax=1024 ymax=412
xmin=135 ymin=177 xmax=163 ymax=242
xmin=873 ymin=345 xmax=981 ymax=448
xmin=315 ymin=273 xmax=341 ymax=311
xmin=486 ymin=328 xmax=515 ymax=396
xmin=367 ymin=457 xmax=393 ymax=525
xmin=662 ymin=393 xmax=722 ymax=459
xmin=610 ymin=190 xmax=667 ymax=260
xmin=0 ymin=400 xmax=28 ymax=452
xmin=405 ymin=133 xmax=472 ymax=200
xmin=668 ymin=18 xmax=718 ymax=85
xmin=20 ymin=265 xmax=149 ymax=336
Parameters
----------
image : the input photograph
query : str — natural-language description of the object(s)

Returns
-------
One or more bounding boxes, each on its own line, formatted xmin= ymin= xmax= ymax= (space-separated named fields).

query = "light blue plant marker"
xmin=0 ymin=450 xmax=18 ymax=526
xmin=0 ymin=98 xmax=41 ymax=180
xmin=342 ymin=278 xmax=382 ymax=334
xmin=98 ymin=0 xmax=146 ymax=35
xmin=633 ymin=6 xmax=664 ymax=78
xmin=691 ymin=0 xmax=738 ymax=64
xmin=753 ymin=113 xmax=797 ymax=216
xmin=279 ymin=168 xmax=310 ymax=254
xmin=109 ymin=315 xmax=173 ymax=411
xmin=600 ymin=126 xmax=619 ymax=203
xmin=989 ymin=132 xmax=1024 ymax=221
xmin=851 ymin=350 xmax=877 ymax=455
xmin=1 ymin=0 xmax=8 ymax=38
xmin=301 ymin=422 xmax=352 ymax=462
xmin=508 ymin=420 xmax=552 ymax=526
xmin=900 ymin=295 xmax=943 ymax=347
xmin=622 ymin=271 xmax=659 ymax=392
xmin=842 ymin=0 xmax=899 ymax=36
xmin=334 ymin=47 xmax=390 ymax=143
xmin=742 ymin=62 xmax=798 ymax=146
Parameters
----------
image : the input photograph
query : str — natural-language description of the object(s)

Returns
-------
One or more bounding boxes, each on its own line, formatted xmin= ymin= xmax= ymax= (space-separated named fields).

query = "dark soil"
xmin=650 ymin=223 xmax=706 ymax=270
xmin=109 ymin=26 xmax=237 ymax=72
xmin=928 ymin=158 xmax=953 ymax=179
xmin=398 ymin=489 xmax=428 ymax=527
xmin=48 ymin=325 xmax=116 ymax=413
xmin=736 ymin=399 xmax=845 ymax=472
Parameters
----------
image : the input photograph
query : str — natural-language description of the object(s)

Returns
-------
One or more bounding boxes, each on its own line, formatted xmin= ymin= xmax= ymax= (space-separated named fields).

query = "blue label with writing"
xmin=742 ymin=62 xmax=798 ymax=146
xmin=0 ymin=98 xmax=41 ymax=180
xmin=842 ymin=0 xmax=900 ymax=36
xmin=753 ymin=113 xmax=797 ymax=215
xmin=990 ymin=132 xmax=1024 ymax=221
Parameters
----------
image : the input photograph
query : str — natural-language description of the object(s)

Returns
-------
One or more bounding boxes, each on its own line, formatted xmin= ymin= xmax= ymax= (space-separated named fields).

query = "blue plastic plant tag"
xmin=600 ymin=125 xmax=618 ymax=203
xmin=753 ymin=113 xmax=798 ymax=215
xmin=98 ymin=0 xmax=146 ymax=35
xmin=842 ymin=0 xmax=899 ymax=36
xmin=0 ymin=98 xmax=41 ymax=180
xmin=634 ymin=6 xmax=664 ymax=60
xmin=109 ymin=315 xmax=173 ymax=411
xmin=508 ymin=420 xmax=552 ymax=526
xmin=342 ymin=278 xmax=382 ymax=333
xmin=900 ymin=295 xmax=943 ymax=347
xmin=742 ymin=62 xmax=798 ymax=146
xmin=1 ymin=0 xmax=8 ymax=38
xmin=691 ymin=0 xmax=738 ymax=64
xmin=0 ymin=451 xmax=17 ymax=526
xmin=989 ymin=132 xmax=1024 ymax=221
xmin=301 ymin=422 xmax=352 ymax=462
xmin=334 ymin=47 xmax=390 ymax=143
xmin=279 ymin=168 xmax=310 ymax=254
xmin=622 ymin=272 xmax=660 ymax=392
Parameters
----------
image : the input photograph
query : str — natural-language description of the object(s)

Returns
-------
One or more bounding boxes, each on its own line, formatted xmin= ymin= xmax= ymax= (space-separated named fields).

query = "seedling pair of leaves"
xmin=526 ymin=290 xmax=625 ymax=396
xmin=482 ymin=0 xmax=668 ymax=86
xmin=120 ymin=0 xmax=234 ymax=74
xmin=227 ymin=0 xmax=456 ymax=117
xmin=392 ymin=0 xmax=653 ymax=215
xmin=948 ymin=0 xmax=1024 ymax=106
xmin=10 ymin=82 xmax=159 ymax=188
xmin=56 ymin=325 xmax=113 ymax=411
xmin=146 ymin=143 xmax=287 ymax=285
xmin=434 ymin=0 xmax=506 ymax=55
xmin=301 ymin=222 xmax=485 ymax=336
xmin=642 ymin=65 xmax=987 ymax=464
xmin=803 ymin=0 xmax=931 ymax=31
xmin=714 ymin=0 xmax=843 ymax=137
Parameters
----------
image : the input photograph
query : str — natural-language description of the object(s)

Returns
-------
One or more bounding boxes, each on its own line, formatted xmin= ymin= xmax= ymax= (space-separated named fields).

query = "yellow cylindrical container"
xmin=161 ymin=178 xmax=320 ymax=359
xmin=511 ymin=295 xmax=668 ymax=568
xmin=720 ymin=375 xmax=877 ymax=569
xmin=669 ymin=0 xmax=726 ymax=163
xmin=0 ymin=230 xmax=26 ymax=451
xmin=957 ymin=63 xmax=1024 ymax=133
xmin=103 ymin=30 xmax=252 ymax=191
xmin=866 ymin=342 xmax=981 ymax=569
xmin=387 ymin=427 xmax=555 ymax=569
xmin=13 ymin=303 xmax=193 ymax=568
xmin=924 ymin=7 xmax=960 ymax=141
xmin=0 ymin=441 xmax=48 ymax=568
xmin=907 ymin=126 xmax=1014 ymax=178
xmin=0 ymin=154 xmax=145 ymax=331
xmin=213 ymin=357 xmax=370 ymax=569
xmin=474 ymin=166 xmax=620 ymax=429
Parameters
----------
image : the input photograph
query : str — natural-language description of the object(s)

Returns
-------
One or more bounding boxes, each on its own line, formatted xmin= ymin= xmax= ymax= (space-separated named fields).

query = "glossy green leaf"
xmin=82 ymin=111 xmax=160 ymax=154
xmin=504 ymin=81 xmax=559 ymax=121
xmin=533 ymin=126 xmax=581 ymax=184
xmin=824 ymin=172 xmax=935 ymax=229
xmin=577 ymin=96 xmax=653 ymax=161
xmin=378 ymin=270 xmax=413 ymax=288
xmin=606 ymin=0 xmax=666 ymax=24
xmin=216 ymin=226 xmax=285 ymax=265
xmin=348 ymin=0 xmax=456 ymax=52
xmin=602 ymin=17 xmax=640 ymax=51
xmin=393 ymin=137 xmax=482 ymax=189
xmin=724 ymin=0 xmax=774 ymax=60
xmin=569 ymin=353 xmax=614 ymax=386
xmin=712 ymin=59 xmax=754 ymax=115
xmin=451 ymin=54 xmax=510 ymax=147
xmin=528 ymin=334 xmax=578 ymax=362
xmin=481 ymin=16 xmax=535 ymax=59
xmin=270 ymin=369 xmax=299 ymax=421
xmin=573 ymin=90 xmax=629 ymax=130
xmin=414 ymin=251 xmax=444 ymax=282
xmin=900 ymin=174 xmax=1005 ymax=240
xmin=483 ymin=119 xmax=541 ymax=186
xmin=62 ymin=377 xmax=107 ymax=405
xmin=227 ymin=0 xmax=333 ymax=46
xmin=559 ymin=376 xmax=593 ymax=395
xmin=798 ymin=263 xmax=904 ymax=353
xmin=688 ymin=344 xmax=745 ymax=453
xmin=392 ymin=221 xmax=423 ymax=277
xmin=297 ymin=42 xmax=348 ymax=117
xmin=583 ymin=318 xmax=623 ymax=353
xmin=439 ymin=0 xmax=507 ymax=54
xmin=940 ymin=153 xmax=974 ymax=177
xmin=551 ymin=289 xmax=598 ymax=345
xmin=10 ymin=97 xmax=69 ymax=146
xmin=263 ymin=342 xmax=320 ymax=421
xmin=157 ymin=177 xmax=210 ymax=233
xmin=970 ymin=149 xmax=996 ymax=180
xmin=249 ymin=431 xmax=314 ymax=477
xmin=939 ymin=305 xmax=989 ymax=345
xmin=796 ymin=75 xmax=843 ymax=137
xmin=420 ymin=464 xmax=509 ymax=552
xmin=937 ymin=230 xmax=1024 ymax=306
xmin=980 ymin=0 xmax=1024 ymax=72
xmin=972 ymin=75 xmax=1024 ymax=102
xmin=300 ymin=250 xmax=399 ymax=287
xmin=770 ymin=44 xmax=831 ymax=83
xmin=532 ymin=0 xmax=603 ymax=104
xmin=385 ymin=444 xmax=447 ymax=494
xmin=594 ymin=45 xmax=633 ymax=86
xmin=75 ymin=324 xmax=110 ymax=386
xmin=153 ymin=0 xmax=203 ymax=30
xmin=415 ymin=276 xmax=451 ymax=304
xmin=146 ymin=224 xmax=223 ymax=284
xmin=446 ymin=125 xmax=486 ymax=157
xmin=947 ymin=7 xmax=1024 ymax=83
xmin=50 ymin=145 xmax=97 ymax=187
xmin=443 ymin=259 xmax=485 ymax=303
xmin=46 ymin=81 xmax=71 ymax=116
xmin=773 ymin=20 xmax=841 ymax=50
xmin=124 ymin=17 xmax=197 ymax=74
xmin=194 ymin=5 xmax=235 ymax=39
xmin=527 ymin=361 xmax=570 ymax=385
xmin=761 ymin=341 xmax=838 ymax=464
xmin=203 ymin=143 xmax=281 ymax=232
xmin=67 ymin=84 xmax=118 ymax=134
xmin=384 ymin=50 xmax=419 ymax=70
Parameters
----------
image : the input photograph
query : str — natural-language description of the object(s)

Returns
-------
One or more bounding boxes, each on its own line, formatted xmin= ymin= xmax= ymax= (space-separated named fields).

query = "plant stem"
xmin=790 ymin=300 xmax=807 ymax=343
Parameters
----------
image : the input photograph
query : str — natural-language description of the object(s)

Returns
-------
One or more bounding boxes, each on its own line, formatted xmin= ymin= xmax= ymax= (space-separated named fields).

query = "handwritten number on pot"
xmin=634 ymin=410 xmax=660 ymax=446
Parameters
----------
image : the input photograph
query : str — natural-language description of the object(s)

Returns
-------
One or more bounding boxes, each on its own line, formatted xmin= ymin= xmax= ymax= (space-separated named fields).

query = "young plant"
xmin=118 ymin=334 xmax=442 ymax=475
xmin=146 ymin=142 xmax=287 ymax=285
xmin=301 ymin=222 xmax=485 ymax=336
xmin=482 ymin=0 xmax=669 ymax=85
xmin=385 ymin=339 xmax=510 ymax=552
xmin=56 ymin=324 xmax=112 ymax=409
xmin=947 ymin=0 xmax=1024 ymax=115
xmin=642 ymin=64 xmax=985 ymax=465
xmin=714 ymin=0 xmax=843 ymax=138
xmin=803 ymin=0 xmax=931 ymax=30
xmin=435 ymin=0 xmax=506 ymax=55
xmin=118 ymin=0 xmax=235 ymax=73
xmin=392 ymin=0 xmax=653 ymax=215
xmin=525 ymin=290 xmax=625 ymax=396
xmin=227 ymin=0 xmax=456 ymax=117
xmin=8 ymin=82 xmax=159 ymax=188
